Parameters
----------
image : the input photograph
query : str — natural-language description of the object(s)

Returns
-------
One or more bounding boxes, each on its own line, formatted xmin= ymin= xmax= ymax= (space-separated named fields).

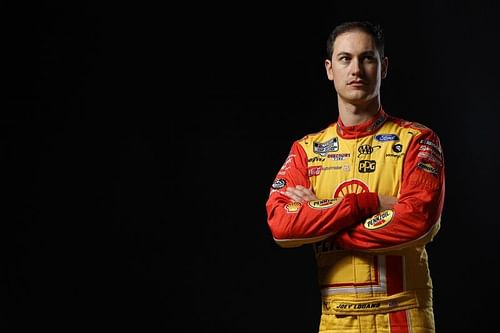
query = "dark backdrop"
xmin=3 ymin=1 xmax=497 ymax=332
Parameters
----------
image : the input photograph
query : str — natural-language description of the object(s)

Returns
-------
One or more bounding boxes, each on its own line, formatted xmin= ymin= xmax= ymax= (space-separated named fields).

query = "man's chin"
xmin=342 ymin=94 xmax=372 ymax=104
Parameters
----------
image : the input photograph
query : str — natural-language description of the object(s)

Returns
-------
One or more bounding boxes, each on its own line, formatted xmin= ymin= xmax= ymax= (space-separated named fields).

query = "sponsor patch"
xmin=271 ymin=178 xmax=286 ymax=190
xmin=385 ymin=143 xmax=404 ymax=158
xmin=308 ymin=156 xmax=325 ymax=163
xmin=334 ymin=179 xmax=369 ymax=197
xmin=321 ymin=165 xmax=344 ymax=171
xmin=327 ymin=153 xmax=351 ymax=161
xmin=357 ymin=144 xmax=381 ymax=157
xmin=418 ymin=145 xmax=442 ymax=162
xmin=417 ymin=162 xmax=440 ymax=176
xmin=308 ymin=198 xmax=339 ymax=209
xmin=284 ymin=202 xmax=301 ymax=213
xmin=375 ymin=134 xmax=399 ymax=142
xmin=418 ymin=152 xmax=443 ymax=166
xmin=308 ymin=166 xmax=322 ymax=177
xmin=419 ymin=139 xmax=442 ymax=154
xmin=392 ymin=143 xmax=403 ymax=153
xmin=313 ymin=137 xmax=339 ymax=156
xmin=336 ymin=303 xmax=381 ymax=310
xmin=364 ymin=210 xmax=394 ymax=230
xmin=358 ymin=160 xmax=376 ymax=173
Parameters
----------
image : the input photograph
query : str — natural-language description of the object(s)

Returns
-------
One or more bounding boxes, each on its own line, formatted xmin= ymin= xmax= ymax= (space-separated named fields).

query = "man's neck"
xmin=337 ymin=99 xmax=381 ymax=127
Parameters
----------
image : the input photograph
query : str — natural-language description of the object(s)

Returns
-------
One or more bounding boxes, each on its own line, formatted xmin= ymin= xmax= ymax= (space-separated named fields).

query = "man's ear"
xmin=381 ymin=57 xmax=388 ymax=79
xmin=325 ymin=59 xmax=334 ymax=80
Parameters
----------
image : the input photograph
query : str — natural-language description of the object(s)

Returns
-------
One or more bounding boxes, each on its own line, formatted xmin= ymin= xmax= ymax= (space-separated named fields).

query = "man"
xmin=266 ymin=21 xmax=445 ymax=333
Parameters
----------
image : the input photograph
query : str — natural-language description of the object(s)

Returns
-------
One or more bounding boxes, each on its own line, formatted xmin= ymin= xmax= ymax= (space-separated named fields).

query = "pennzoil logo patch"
xmin=308 ymin=198 xmax=339 ymax=209
xmin=284 ymin=202 xmax=302 ymax=213
xmin=364 ymin=210 xmax=394 ymax=230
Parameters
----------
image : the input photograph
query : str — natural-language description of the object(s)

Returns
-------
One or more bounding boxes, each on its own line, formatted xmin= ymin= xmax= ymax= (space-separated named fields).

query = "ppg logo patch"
xmin=358 ymin=160 xmax=376 ymax=173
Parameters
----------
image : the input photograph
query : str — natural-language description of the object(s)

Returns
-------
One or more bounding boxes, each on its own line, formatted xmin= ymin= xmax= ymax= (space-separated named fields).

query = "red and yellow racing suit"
xmin=266 ymin=108 xmax=445 ymax=333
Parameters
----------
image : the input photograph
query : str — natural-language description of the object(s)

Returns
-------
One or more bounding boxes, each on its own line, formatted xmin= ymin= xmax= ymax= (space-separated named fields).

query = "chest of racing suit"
xmin=266 ymin=109 xmax=445 ymax=316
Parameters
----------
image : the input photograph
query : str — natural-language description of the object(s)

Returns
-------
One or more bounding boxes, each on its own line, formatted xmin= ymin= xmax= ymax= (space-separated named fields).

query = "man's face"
xmin=325 ymin=30 xmax=388 ymax=105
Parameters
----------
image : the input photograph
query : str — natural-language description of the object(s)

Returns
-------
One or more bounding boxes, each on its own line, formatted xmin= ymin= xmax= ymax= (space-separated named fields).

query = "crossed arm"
xmin=284 ymin=185 xmax=397 ymax=211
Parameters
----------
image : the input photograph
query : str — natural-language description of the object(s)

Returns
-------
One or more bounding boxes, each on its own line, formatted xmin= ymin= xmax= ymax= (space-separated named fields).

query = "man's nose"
xmin=350 ymin=59 xmax=362 ymax=75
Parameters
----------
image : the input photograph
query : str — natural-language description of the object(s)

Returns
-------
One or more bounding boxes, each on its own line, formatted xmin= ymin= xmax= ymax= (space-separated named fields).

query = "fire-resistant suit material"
xmin=266 ymin=108 xmax=445 ymax=333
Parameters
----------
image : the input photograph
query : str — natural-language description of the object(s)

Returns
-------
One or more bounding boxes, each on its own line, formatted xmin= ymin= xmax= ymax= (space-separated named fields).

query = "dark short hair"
xmin=326 ymin=21 xmax=385 ymax=59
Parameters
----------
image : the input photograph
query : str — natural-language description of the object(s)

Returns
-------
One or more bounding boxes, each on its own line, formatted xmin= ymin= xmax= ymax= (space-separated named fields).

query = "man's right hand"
xmin=283 ymin=185 xmax=318 ymax=203
xmin=378 ymin=195 xmax=397 ymax=211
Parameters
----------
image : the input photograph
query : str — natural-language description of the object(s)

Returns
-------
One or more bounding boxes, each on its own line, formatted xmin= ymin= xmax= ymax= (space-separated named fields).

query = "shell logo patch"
xmin=334 ymin=179 xmax=369 ymax=198
xmin=285 ymin=202 xmax=302 ymax=213
xmin=308 ymin=198 xmax=339 ymax=209
xmin=364 ymin=210 xmax=394 ymax=230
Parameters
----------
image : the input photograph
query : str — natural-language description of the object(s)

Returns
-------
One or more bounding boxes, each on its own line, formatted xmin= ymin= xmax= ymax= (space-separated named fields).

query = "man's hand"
xmin=283 ymin=185 xmax=318 ymax=202
xmin=379 ymin=194 xmax=397 ymax=211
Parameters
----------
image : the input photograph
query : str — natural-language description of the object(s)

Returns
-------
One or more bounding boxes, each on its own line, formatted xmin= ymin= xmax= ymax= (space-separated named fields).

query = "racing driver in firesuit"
xmin=266 ymin=21 xmax=445 ymax=333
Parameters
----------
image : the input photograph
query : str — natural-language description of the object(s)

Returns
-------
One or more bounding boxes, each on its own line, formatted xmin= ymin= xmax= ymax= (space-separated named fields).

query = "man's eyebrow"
xmin=335 ymin=50 xmax=376 ymax=57
xmin=335 ymin=51 xmax=352 ymax=57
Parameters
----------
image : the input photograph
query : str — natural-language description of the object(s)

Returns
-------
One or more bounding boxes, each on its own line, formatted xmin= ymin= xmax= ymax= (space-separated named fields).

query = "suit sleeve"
xmin=335 ymin=128 xmax=445 ymax=251
xmin=266 ymin=141 xmax=380 ymax=248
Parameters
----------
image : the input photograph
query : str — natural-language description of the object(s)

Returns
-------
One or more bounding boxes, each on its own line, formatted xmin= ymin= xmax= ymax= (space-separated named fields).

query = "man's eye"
xmin=363 ymin=56 xmax=377 ymax=63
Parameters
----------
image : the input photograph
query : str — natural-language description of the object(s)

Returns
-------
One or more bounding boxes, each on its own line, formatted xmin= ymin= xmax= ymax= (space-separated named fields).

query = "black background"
xmin=2 ymin=1 xmax=498 ymax=332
